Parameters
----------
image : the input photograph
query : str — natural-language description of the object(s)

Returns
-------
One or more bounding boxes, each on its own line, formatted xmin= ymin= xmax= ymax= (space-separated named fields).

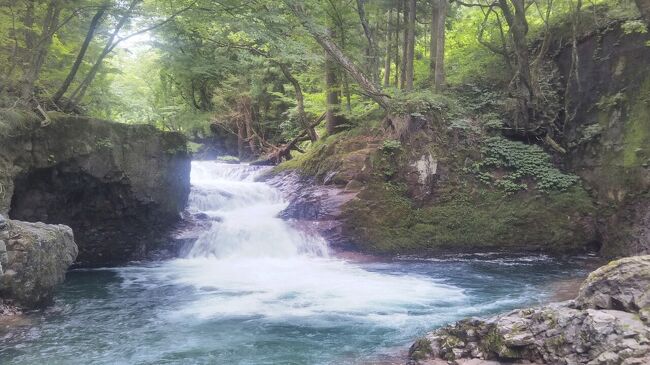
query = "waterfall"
xmin=163 ymin=160 xmax=464 ymax=322
xmin=186 ymin=161 xmax=329 ymax=259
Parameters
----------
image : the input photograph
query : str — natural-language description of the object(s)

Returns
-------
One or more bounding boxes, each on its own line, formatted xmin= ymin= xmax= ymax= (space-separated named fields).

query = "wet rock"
xmin=0 ymin=219 xmax=77 ymax=308
xmin=408 ymin=256 xmax=650 ymax=365
xmin=266 ymin=170 xmax=358 ymax=249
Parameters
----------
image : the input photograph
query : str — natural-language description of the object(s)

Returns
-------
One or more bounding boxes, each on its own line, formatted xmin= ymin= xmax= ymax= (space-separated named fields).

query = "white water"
xmin=167 ymin=161 xmax=465 ymax=323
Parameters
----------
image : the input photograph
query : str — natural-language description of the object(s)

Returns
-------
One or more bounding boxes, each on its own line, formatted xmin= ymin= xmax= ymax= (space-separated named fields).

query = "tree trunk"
xmin=20 ymin=0 xmax=62 ymax=102
xmin=399 ymin=0 xmax=409 ymax=89
xmin=394 ymin=0 xmax=401 ymax=87
xmin=636 ymin=0 xmax=650 ymax=23
xmin=356 ymin=0 xmax=378 ymax=83
xmin=433 ymin=0 xmax=446 ymax=90
xmin=242 ymin=99 xmax=259 ymax=156
xmin=53 ymin=6 xmax=107 ymax=104
xmin=499 ymin=0 xmax=534 ymax=131
xmin=236 ymin=119 xmax=245 ymax=160
xmin=384 ymin=7 xmax=393 ymax=87
xmin=290 ymin=2 xmax=390 ymax=109
xmin=325 ymin=45 xmax=343 ymax=134
xmin=278 ymin=64 xmax=318 ymax=141
xmin=429 ymin=0 xmax=439 ymax=83
xmin=68 ymin=0 xmax=142 ymax=105
xmin=405 ymin=0 xmax=416 ymax=90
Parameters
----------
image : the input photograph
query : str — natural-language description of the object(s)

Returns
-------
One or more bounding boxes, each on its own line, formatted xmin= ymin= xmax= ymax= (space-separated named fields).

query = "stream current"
xmin=0 ymin=161 xmax=590 ymax=364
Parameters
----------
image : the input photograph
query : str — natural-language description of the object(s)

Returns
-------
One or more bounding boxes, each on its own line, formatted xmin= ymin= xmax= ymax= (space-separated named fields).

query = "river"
xmin=0 ymin=161 xmax=591 ymax=364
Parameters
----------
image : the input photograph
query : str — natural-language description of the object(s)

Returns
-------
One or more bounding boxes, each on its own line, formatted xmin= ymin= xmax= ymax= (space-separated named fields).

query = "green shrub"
xmin=473 ymin=137 xmax=579 ymax=192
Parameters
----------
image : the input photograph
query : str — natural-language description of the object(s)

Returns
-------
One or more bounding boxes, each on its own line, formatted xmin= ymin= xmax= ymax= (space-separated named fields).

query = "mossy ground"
xmin=340 ymin=181 xmax=594 ymax=255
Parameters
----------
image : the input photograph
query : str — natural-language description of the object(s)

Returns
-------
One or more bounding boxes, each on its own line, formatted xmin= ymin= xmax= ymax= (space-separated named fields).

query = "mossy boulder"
xmin=275 ymin=117 xmax=596 ymax=255
xmin=341 ymin=182 xmax=595 ymax=255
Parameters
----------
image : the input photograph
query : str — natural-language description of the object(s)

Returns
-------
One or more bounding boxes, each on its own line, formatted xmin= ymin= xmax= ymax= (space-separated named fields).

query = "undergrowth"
xmin=472 ymin=137 xmax=579 ymax=193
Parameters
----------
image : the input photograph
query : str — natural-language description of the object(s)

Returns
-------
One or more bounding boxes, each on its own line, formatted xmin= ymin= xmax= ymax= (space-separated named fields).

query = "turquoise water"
xmin=0 ymin=162 xmax=591 ymax=364
xmin=0 ymin=254 xmax=589 ymax=364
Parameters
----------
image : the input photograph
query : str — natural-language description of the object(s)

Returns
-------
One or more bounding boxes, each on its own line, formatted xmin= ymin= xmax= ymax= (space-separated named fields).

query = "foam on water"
xmin=160 ymin=161 xmax=465 ymax=323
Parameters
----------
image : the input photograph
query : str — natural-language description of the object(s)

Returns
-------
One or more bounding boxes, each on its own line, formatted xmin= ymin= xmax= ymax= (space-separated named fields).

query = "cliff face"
xmin=0 ymin=112 xmax=191 ymax=266
xmin=0 ymin=215 xmax=77 ymax=309
xmin=558 ymin=23 xmax=650 ymax=257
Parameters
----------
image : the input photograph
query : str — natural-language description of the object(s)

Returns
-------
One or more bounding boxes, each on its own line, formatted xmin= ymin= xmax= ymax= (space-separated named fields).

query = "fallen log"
xmin=251 ymin=112 xmax=325 ymax=166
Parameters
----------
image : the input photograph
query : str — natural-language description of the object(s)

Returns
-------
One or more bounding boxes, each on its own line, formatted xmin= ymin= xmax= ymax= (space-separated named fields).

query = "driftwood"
xmin=251 ymin=112 xmax=326 ymax=166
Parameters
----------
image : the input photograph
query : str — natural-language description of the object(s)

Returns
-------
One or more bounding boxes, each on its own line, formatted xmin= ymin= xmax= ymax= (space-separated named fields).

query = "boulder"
xmin=408 ymin=256 xmax=650 ymax=365
xmin=576 ymin=255 xmax=650 ymax=313
xmin=0 ymin=215 xmax=77 ymax=308
xmin=0 ymin=112 xmax=191 ymax=266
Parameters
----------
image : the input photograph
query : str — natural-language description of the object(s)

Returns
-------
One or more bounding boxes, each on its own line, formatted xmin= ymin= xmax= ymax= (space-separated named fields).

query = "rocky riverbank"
xmin=407 ymin=255 xmax=650 ymax=365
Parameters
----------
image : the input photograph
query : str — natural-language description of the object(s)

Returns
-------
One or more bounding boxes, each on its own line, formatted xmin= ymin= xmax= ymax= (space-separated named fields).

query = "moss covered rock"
xmin=341 ymin=183 xmax=595 ymax=255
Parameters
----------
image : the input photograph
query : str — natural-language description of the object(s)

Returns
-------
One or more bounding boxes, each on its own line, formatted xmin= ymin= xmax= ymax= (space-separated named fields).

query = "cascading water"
xmin=0 ymin=161 xmax=592 ymax=365
xmin=186 ymin=162 xmax=328 ymax=258
xmin=165 ymin=161 xmax=465 ymax=321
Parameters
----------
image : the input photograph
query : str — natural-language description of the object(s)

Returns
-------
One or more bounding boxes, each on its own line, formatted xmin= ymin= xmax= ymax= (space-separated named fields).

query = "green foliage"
xmin=389 ymin=90 xmax=460 ymax=119
xmin=622 ymin=19 xmax=648 ymax=34
xmin=380 ymin=139 xmax=401 ymax=153
xmin=473 ymin=137 xmax=580 ymax=193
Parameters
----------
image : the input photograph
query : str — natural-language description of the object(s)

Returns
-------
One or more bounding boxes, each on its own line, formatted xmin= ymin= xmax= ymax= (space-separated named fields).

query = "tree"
xmin=288 ymin=1 xmax=389 ymax=109
xmin=20 ymin=0 xmax=64 ymax=102
xmin=52 ymin=6 xmax=107 ymax=104
xmin=356 ymin=0 xmax=379 ymax=83
xmin=430 ymin=0 xmax=447 ymax=90
xmin=383 ymin=5 xmax=393 ymax=87
xmin=404 ymin=0 xmax=416 ymax=90
xmin=66 ymin=0 xmax=194 ymax=107
xmin=399 ymin=0 xmax=409 ymax=89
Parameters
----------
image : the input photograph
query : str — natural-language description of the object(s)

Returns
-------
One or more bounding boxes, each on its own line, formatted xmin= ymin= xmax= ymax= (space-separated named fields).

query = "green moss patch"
xmin=341 ymin=182 xmax=595 ymax=254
